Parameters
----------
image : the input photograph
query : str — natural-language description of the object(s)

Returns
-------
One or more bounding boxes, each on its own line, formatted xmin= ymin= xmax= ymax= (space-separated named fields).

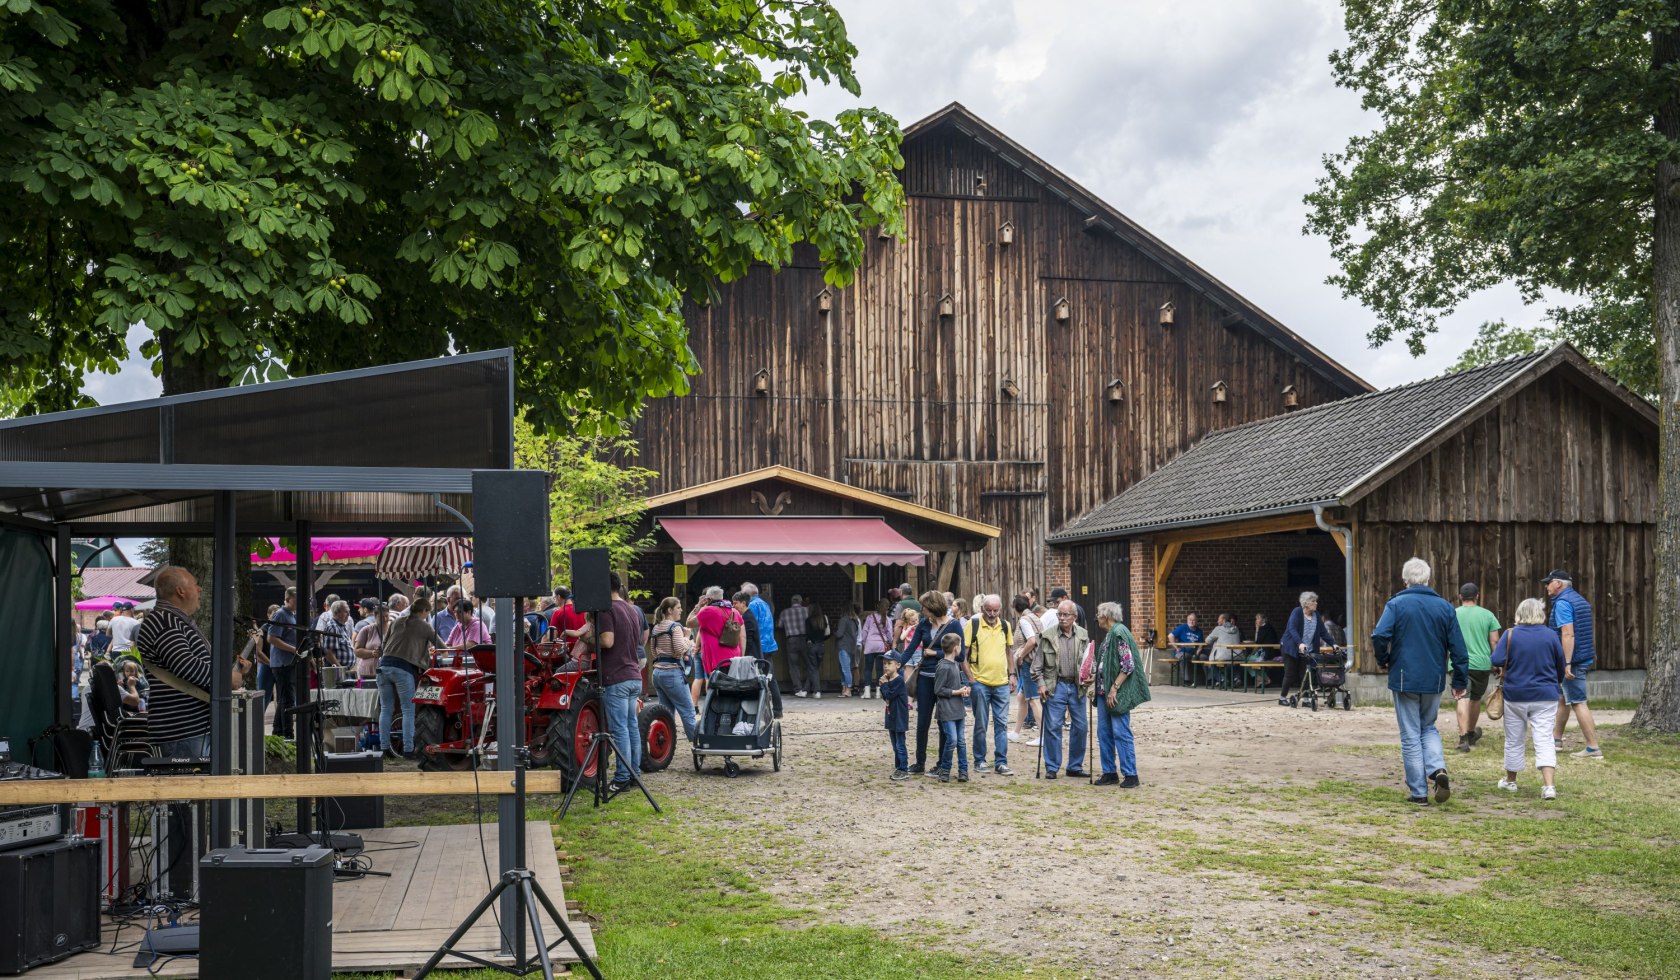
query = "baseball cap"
xmin=1540 ymin=569 xmax=1573 ymax=584
xmin=1458 ymin=583 xmax=1479 ymax=599
xmin=1049 ymin=587 xmax=1069 ymax=600
xmin=358 ymin=597 xmax=380 ymax=609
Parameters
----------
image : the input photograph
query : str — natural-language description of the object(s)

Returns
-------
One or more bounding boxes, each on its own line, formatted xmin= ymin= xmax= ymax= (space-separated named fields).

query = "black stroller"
xmin=693 ymin=657 xmax=783 ymax=777
xmin=1289 ymin=650 xmax=1353 ymax=711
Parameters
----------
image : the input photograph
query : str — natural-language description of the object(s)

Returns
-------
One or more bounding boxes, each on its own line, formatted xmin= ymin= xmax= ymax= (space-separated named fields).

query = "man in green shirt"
xmin=1454 ymin=583 xmax=1502 ymax=752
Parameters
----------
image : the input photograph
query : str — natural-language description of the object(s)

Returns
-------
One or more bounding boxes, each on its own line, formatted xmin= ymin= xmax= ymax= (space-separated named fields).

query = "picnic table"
xmin=1166 ymin=642 xmax=1284 ymax=691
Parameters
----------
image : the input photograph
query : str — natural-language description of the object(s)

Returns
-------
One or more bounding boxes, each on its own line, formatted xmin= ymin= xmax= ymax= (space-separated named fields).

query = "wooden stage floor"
xmin=28 ymin=821 xmax=596 ymax=979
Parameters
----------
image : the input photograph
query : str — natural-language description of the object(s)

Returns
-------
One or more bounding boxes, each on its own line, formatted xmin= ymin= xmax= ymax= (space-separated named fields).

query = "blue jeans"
xmin=839 ymin=647 xmax=855 ymax=688
xmin=889 ymin=730 xmax=907 ymax=771
xmin=1096 ymin=699 xmax=1136 ymax=777
xmin=256 ymin=662 xmax=275 ymax=707
xmin=651 ymin=667 xmax=698 ymax=740
xmin=1042 ymin=680 xmax=1088 ymax=773
xmin=971 ymin=682 xmax=1010 ymax=766
xmin=1562 ymin=664 xmax=1590 ymax=705
xmin=376 ymin=665 xmax=418 ymax=753
xmin=603 ymin=679 xmax=642 ymax=784
xmin=1393 ymin=691 xmax=1446 ymax=798
xmin=938 ymin=719 xmax=968 ymax=775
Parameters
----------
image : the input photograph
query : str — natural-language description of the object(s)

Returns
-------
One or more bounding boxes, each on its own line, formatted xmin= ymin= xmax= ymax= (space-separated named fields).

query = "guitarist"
xmin=137 ymin=566 xmax=250 ymax=758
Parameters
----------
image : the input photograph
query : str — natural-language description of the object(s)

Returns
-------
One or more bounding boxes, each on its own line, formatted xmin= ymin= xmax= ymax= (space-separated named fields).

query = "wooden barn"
xmin=1049 ymin=344 xmax=1656 ymax=693
xmin=630 ymin=102 xmax=1370 ymax=610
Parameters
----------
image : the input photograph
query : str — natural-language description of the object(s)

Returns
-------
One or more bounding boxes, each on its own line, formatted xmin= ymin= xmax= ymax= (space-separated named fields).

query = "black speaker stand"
xmin=415 ymin=749 xmax=602 ymax=980
xmin=557 ymin=729 xmax=661 ymax=819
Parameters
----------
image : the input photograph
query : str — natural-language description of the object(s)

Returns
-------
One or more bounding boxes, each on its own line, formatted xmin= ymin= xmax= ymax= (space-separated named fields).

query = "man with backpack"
xmin=964 ymin=594 xmax=1015 ymax=775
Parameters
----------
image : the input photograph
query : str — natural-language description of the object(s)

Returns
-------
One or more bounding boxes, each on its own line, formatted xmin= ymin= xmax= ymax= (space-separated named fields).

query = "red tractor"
xmin=409 ymin=640 xmax=677 ymax=782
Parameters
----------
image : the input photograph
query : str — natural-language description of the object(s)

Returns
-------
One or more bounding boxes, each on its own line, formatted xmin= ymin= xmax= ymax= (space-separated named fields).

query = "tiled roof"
xmin=1048 ymin=352 xmax=1549 ymax=543
xmin=81 ymin=566 xmax=156 ymax=599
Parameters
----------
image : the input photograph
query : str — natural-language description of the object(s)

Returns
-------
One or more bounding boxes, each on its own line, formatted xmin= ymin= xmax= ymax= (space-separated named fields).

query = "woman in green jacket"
xmin=1094 ymin=601 xmax=1150 ymax=787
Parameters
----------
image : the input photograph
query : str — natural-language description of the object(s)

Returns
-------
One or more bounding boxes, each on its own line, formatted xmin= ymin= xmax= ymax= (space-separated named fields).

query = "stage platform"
xmin=27 ymin=821 xmax=596 ymax=979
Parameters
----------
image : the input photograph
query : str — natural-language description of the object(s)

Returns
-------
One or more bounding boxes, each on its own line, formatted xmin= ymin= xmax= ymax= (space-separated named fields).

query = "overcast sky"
xmin=83 ymin=0 xmax=1528 ymax=406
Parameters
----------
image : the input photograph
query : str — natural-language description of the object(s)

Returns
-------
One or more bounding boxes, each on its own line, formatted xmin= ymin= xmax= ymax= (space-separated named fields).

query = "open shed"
xmin=1049 ymin=344 xmax=1656 ymax=701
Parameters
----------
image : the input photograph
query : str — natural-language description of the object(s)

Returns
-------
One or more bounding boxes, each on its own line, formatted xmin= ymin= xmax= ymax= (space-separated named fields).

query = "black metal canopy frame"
xmin=0 ymin=349 xmax=514 ymax=857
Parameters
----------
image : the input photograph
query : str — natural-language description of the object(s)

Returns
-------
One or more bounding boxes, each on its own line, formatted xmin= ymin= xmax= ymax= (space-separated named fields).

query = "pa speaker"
xmin=472 ymin=470 xmax=550 ymax=597
xmin=200 ymin=847 xmax=332 ymax=980
xmin=0 ymin=837 xmax=100 ymax=974
xmin=570 ymin=547 xmax=612 ymax=612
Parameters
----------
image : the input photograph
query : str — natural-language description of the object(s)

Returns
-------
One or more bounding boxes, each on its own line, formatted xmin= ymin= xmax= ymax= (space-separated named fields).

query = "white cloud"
xmin=805 ymin=0 xmax=1543 ymax=388
xmin=81 ymin=325 xmax=161 ymax=406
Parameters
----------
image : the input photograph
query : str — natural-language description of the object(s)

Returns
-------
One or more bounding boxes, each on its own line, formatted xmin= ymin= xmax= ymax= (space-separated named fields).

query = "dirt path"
xmin=652 ymin=690 xmax=1629 ymax=979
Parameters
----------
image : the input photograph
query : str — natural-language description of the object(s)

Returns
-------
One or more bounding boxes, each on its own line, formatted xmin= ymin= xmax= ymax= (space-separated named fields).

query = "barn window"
xmin=1286 ymin=556 xmax=1320 ymax=589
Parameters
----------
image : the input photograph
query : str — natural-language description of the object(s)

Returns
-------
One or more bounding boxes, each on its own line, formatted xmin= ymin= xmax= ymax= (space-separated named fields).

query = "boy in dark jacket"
xmin=880 ymin=654 xmax=910 ymax=781
xmin=934 ymin=634 xmax=972 ymax=782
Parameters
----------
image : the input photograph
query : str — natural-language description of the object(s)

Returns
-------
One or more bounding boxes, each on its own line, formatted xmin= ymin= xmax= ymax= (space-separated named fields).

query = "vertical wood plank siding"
xmin=1353 ymin=373 xmax=1657 ymax=671
xmin=633 ymin=126 xmax=1355 ymax=596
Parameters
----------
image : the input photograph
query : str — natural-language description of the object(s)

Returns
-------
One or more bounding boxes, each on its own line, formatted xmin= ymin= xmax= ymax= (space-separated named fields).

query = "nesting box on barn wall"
xmin=1001 ymin=378 xmax=1021 ymax=400
xmin=937 ymin=292 xmax=954 ymax=318
xmin=752 ymin=368 xmax=769 ymax=396
xmin=1282 ymin=384 xmax=1299 ymax=410
xmin=1107 ymin=378 xmax=1125 ymax=404
xmin=999 ymin=220 xmax=1015 ymax=246
xmin=1159 ymin=301 xmax=1176 ymax=327
xmin=816 ymin=287 xmax=832 ymax=315
xmin=1210 ymin=380 xmax=1228 ymax=404
xmin=1053 ymin=296 xmax=1070 ymax=323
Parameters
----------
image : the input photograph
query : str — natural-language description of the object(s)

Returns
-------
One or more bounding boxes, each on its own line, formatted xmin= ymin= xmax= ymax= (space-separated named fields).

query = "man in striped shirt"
xmin=138 ymin=566 xmax=249 ymax=758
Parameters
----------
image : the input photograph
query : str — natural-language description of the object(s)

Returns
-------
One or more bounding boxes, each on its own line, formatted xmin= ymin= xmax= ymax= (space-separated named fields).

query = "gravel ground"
xmin=649 ymin=687 xmax=1632 ymax=979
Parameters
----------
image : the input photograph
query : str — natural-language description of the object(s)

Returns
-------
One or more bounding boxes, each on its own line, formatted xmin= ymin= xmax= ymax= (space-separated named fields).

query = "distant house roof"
xmin=905 ymin=103 xmax=1372 ymax=397
xmin=1047 ymin=344 xmax=1655 ymax=543
xmin=82 ymin=566 xmax=155 ymax=601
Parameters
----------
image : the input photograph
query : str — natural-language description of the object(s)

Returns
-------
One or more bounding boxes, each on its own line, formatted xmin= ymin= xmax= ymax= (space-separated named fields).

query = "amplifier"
xmin=0 ymin=804 xmax=68 ymax=853
xmin=147 ymin=802 xmax=203 ymax=904
xmin=321 ymin=751 xmax=384 ymax=830
xmin=199 ymin=847 xmax=333 ymax=980
xmin=0 ymin=837 xmax=101 ymax=974
xmin=139 ymin=756 xmax=210 ymax=775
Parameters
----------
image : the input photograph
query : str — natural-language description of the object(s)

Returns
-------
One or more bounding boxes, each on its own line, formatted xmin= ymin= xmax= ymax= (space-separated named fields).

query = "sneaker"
xmin=1007 ymin=731 xmax=1022 ymax=743
xmin=938 ymin=772 xmax=951 ymax=783
xmin=793 ymin=690 xmax=808 ymax=699
xmin=865 ymin=687 xmax=875 ymax=699
xmin=1497 ymin=778 xmax=1519 ymax=793
xmin=1573 ymin=747 xmax=1604 ymax=760
xmin=1094 ymin=773 xmax=1119 ymax=786
xmin=1025 ymin=737 xmax=1041 ymax=747
xmin=975 ymin=760 xmax=991 ymax=773
xmin=1469 ymin=727 xmax=1484 ymax=747
xmin=994 ymin=764 xmax=1015 ymax=776
xmin=1408 ymin=796 xmax=1430 ymax=805
xmin=1120 ymin=775 xmax=1140 ymax=788
xmin=1044 ymin=770 xmax=1057 ymax=780
xmin=926 ymin=767 xmax=945 ymax=779
xmin=890 ymin=769 xmax=910 ymax=782
xmin=812 ymin=692 xmax=822 ymax=700
xmin=907 ymin=764 xmax=924 ymax=775
xmin=957 ymin=772 xmax=970 ymax=782
xmin=1430 ymin=768 xmax=1451 ymax=804
xmin=1066 ymin=769 xmax=1088 ymax=779
xmin=1455 ymin=735 xmax=1471 ymax=753
xmin=1541 ymin=785 xmax=1558 ymax=800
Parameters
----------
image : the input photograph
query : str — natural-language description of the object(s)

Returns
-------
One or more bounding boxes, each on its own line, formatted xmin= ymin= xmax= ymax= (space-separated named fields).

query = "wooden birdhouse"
xmin=1210 ymin=380 xmax=1228 ymax=404
xmin=1282 ymin=384 xmax=1299 ymax=410
xmin=1107 ymin=379 xmax=1125 ymax=404
xmin=999 ymin=220 xmax=1015 ymax=246
xmin=1053 ymin=296 xmax=1070 ymax=323
xmin=937 ymin=292 xmax=954 ymax=318
xmin=1001 ymin=378 xmax=1021 ymax=400
xmin=1159 ymin=301 xmax=1176 ymax=327
xmin=816 ymin=287 xmax=832 ymax=315
xmin=752 ymin=368 xmax=769 ymax=396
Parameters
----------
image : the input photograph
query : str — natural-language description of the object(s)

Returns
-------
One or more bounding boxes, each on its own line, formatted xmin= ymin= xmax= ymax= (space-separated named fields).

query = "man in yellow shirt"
xmin=965 ymin=595 xmax=1016 ymax=775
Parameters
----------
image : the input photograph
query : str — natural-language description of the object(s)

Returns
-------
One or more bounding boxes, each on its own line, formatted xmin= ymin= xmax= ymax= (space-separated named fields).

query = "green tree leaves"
xmin=0 ymin=0 xmax=905 ymax=429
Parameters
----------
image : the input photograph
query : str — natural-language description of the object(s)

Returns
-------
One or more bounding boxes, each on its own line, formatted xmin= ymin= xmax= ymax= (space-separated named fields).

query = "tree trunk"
xmin=157 ymin=334 xmax=255 ymax=636
xmin=1635 ymin=11 xmax=1680 ymax=731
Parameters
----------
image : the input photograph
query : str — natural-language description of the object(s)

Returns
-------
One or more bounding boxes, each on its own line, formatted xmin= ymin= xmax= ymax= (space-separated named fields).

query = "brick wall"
xmin=1129 ymin=539 xmax=1155 ymax=640
xmin=1162 ymin=531 xmax=1347 ymax=633
xmin=1042 ymin=548 xmax=1070 ymax=595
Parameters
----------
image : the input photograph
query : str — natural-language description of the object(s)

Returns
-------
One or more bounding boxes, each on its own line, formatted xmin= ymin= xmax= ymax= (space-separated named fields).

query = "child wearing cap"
xmin=934 ymin=633 xmax=972 ymax=782
xmin=881 ymin=654 xmax=910 ymax=781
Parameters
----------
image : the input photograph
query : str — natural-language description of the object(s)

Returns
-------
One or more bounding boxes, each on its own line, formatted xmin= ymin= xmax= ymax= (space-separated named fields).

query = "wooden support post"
xmin=1152 ymin=541 xmax=1182 ymax=647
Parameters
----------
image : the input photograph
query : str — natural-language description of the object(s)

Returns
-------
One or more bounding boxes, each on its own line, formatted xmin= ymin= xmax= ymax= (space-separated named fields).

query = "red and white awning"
xmin=656 ymin=517 xmax=926 ymax=566
xmin=376 ymin=537 xmax=472 ymax=581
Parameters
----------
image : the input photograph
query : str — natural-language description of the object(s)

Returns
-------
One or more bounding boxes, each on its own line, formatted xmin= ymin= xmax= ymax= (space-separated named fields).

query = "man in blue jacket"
xmin=1370 ymin=557 xmax=1468 ymax=805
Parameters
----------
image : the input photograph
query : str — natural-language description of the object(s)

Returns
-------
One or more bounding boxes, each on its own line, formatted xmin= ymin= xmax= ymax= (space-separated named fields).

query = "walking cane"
xmin=1034 ymin=691 xmax=1045 ymax=779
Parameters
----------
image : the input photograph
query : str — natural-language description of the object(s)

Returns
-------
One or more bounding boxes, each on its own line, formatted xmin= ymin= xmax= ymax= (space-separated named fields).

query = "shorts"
xmin=1466 ymin=669 xmax=1491 ymax=701
xmin=1563 ymin=664 xmax=1590 ymax=705
xmin=1017 ymin=670 xmax=1039 ymax=699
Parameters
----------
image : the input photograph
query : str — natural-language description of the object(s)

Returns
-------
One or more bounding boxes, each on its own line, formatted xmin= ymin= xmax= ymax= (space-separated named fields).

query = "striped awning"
xmin=376 ymin=537 xmax=473 ymax=581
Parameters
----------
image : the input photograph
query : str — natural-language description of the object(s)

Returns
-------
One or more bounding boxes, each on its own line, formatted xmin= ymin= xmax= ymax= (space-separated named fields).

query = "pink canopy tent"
xmin=251 ymin=536 xmax=388 ymax=565
xmin=74 ymin=594 xmax=130 ymax=611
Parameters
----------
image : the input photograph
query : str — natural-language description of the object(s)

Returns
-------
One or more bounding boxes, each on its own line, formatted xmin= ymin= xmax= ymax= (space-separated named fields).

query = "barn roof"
xmin=1047 ymin=344 xmax=1655 ymax=543
xmin=905 ymin=103 xmax=1372 ymax=396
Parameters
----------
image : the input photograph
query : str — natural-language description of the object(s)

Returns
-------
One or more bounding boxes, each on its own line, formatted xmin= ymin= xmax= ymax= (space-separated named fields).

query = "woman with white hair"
xmin=1276 ymin=592 xmax=1326 ymax=706
xmin=1491 ymin=598 xmax=1567 ymax=799
xmin=1092 ymin=602 xmax=1149 ymax=787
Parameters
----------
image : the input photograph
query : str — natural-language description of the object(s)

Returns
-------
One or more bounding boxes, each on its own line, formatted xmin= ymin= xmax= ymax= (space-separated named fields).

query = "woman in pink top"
xmin=446 ymin=600 xmax=492 ymax=648
xmin=694 ymin=588 xmax=744 ymax=677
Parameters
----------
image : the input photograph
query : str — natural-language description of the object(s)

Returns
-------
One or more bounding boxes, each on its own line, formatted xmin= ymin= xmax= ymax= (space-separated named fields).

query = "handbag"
xmin=719 ymin=607 xmax=743 ymax=647
xmin=1485 ymin=682 xmax=1504 ymax=720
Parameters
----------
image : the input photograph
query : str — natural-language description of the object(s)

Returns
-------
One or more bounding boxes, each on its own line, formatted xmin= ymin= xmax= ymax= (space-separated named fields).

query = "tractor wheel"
xmin=549 ymin=688 xmax=604 ymax=790
xmin=412 ymin=706 xmax=471 ymax=772
xmin=639 ymin=702 xmax=677 ymax=772
xmin=526 ymin=711 xmax=555 ymax=768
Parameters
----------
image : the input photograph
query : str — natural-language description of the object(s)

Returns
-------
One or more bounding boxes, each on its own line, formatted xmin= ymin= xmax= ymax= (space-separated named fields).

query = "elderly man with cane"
xmin=1030 ymin=600 xmax=1089 ymax=779
xmin=1371 ymin=557 xmax=1468 ymax=806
